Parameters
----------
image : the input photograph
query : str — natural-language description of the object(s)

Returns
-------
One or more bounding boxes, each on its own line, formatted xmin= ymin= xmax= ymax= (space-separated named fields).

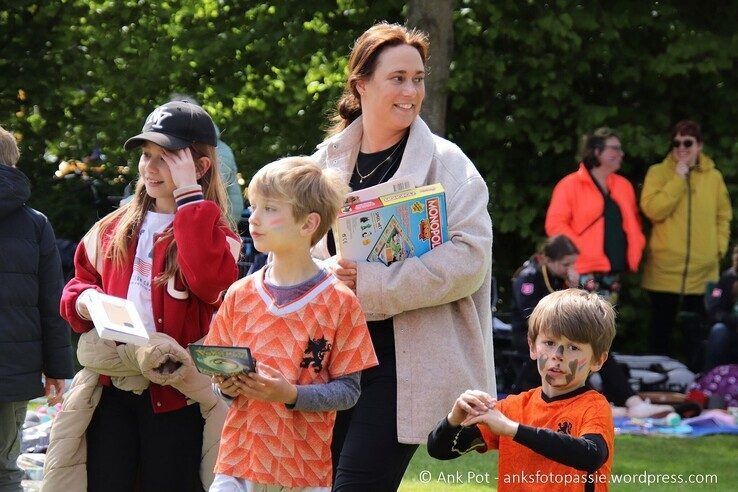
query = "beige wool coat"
xmin=42 ymin=331 xmax=226 ymax=491
xmin=312 ymin=116 xmax=495 ymax=443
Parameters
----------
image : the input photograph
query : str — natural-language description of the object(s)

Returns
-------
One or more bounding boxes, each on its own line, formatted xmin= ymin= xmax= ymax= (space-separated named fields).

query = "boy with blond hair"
xmin=428 ymin=289 xmax=616 ymax=491
xmin=205 ymin=156 xmax=377 ymax=491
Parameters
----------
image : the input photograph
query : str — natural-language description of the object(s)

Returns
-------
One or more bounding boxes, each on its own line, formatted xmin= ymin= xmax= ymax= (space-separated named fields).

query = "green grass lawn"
xmin=28 ymin=397 xmax=734 ymax=490
xmin=400 ymin=435 xmax=735 ymax=491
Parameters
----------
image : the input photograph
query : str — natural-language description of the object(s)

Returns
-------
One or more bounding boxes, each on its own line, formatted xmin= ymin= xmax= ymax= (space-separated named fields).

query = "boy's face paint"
xmin=248 ymin=196 xmax=307 ymax=254
xmin=529 ymin=330 xmax=605 ymax=398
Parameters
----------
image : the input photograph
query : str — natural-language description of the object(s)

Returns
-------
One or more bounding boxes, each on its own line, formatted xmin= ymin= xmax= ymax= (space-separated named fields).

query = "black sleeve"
xmin=513 ymin=425 xmax=609 ymax=473
xmin=707 ymin=271 xmax=737 ymax=326
xmin=38 ymin=218 xmax=74 ymax=379
xmin=427 ymin=417 xmax=488 ymax=460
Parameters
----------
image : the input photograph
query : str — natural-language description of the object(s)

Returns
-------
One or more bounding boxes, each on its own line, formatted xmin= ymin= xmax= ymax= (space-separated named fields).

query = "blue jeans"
xmin=703 ymin=323 xmax=738 ymax=373
xmin=0 ymin=401 xmax=28 ymax=492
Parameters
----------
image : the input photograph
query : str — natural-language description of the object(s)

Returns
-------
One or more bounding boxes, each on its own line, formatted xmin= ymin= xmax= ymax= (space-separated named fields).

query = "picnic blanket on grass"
xmin=614 ymin=411 xmax=738 ymax=437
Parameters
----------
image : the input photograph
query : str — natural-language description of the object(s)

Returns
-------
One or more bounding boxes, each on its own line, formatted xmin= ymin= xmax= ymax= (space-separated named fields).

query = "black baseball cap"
xmin=124 ymin=101 xmax=218 ymax=151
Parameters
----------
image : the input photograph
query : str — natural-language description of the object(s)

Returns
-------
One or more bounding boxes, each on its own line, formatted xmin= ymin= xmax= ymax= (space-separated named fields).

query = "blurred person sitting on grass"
xmin=702 ymin=243 xmax=738 ymax=372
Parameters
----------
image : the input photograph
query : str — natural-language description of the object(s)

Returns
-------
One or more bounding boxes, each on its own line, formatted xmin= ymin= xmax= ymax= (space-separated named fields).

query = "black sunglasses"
xmin=672 ymin=139 xmax=695 ymax=149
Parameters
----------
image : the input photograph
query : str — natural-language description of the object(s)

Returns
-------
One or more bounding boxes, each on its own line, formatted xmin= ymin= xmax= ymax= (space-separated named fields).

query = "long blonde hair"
xmin=99 ymin=142 xmax=233 ymax=285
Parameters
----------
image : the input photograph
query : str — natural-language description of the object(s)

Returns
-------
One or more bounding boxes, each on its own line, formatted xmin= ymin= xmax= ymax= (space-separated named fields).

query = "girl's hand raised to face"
xmin=161 ymin=147 xmax=199 ymax=189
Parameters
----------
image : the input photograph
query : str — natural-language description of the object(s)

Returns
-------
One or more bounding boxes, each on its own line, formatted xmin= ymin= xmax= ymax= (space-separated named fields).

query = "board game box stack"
xmin=335 ymin=181 xmax=448 ymax=265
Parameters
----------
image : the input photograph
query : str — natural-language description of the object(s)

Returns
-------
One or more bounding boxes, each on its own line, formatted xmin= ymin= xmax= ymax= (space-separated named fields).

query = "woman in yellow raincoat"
xmin=641 ymin=120 xmax=732 ymax=369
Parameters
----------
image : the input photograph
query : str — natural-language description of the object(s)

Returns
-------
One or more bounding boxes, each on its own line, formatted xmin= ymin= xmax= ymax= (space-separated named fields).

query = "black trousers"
xmin=87 ymin=385 xmax=204 ymax=492
xmin=597 ymin=355 xmax=635 ymax=406
xmin=331 ymin=325 xmax=418 ymax=491
xmin=647 ymin=291 xmax=705 ymax=369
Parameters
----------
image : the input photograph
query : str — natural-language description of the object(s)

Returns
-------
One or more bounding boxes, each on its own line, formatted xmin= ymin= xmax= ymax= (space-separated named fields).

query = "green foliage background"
xmin=4 ymin=0 xmax=738 ymax=352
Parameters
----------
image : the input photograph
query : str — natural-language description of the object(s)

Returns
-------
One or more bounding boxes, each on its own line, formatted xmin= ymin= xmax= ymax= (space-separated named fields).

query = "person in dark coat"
xmin=0 ymin=126 xmax=74 ymax=491
xmin=703 ymin=244 xmax=738 ymax=372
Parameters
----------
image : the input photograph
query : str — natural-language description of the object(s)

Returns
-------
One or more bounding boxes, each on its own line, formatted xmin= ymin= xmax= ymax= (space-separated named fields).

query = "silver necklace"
xmin=355 ymin=134 xmax=407 ymax=184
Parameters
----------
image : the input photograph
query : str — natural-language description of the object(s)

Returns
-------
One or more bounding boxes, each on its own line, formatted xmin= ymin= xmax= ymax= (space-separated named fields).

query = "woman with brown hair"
xmin=312 ymin=22 xmax=494 ymax=490
xmin=545 ymin=127 xmax=645 ymax=305
xmin=641 ymin=120 xmax=732 ymax=369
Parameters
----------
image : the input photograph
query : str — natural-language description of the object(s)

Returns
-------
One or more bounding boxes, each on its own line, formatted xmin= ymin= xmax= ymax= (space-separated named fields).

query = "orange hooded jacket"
xmin=545 ymin=163 xmax=645 ymax=274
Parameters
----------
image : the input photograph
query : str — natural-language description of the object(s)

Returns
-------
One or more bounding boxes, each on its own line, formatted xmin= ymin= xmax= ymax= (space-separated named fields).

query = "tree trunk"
xmin=407 ymin=0 xmax=454 ymax=136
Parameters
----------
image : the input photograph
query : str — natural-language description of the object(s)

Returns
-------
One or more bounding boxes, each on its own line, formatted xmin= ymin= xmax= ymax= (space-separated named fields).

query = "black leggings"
xmin=87 ymin=385 xmax=204 ymax=492
xmin=331 ymin=328 xmax=418 ymax=491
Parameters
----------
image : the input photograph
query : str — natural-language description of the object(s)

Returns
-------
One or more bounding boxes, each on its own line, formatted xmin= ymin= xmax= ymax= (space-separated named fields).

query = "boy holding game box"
xmin=204 ymin=157 xmax=377 ymax=491
xmin=428 ymin=289 xmax=616 ymax=491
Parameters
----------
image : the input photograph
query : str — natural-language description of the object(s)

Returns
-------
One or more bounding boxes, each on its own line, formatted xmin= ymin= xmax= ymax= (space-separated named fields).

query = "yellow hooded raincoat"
xmin=641 ymin=153 xmax=732 ymax=294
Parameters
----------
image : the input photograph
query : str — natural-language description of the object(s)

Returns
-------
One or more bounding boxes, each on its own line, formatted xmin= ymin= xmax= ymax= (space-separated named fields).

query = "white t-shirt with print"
xmin=127 ymin=211 xmax=174 ymax=333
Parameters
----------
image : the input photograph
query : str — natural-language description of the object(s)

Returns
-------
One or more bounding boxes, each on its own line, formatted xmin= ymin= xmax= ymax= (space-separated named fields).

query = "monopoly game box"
xmin=335 ymin=183 xmax=448 ymax=265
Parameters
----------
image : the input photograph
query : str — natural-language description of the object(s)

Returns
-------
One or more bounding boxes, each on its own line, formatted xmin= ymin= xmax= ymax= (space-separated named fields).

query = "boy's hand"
xmin=463 ymin=408 xmax=519 ymax=437
xmin=212 ymin=374 xmax=242 ymax=398
xmin=236 ymin=362 xmax=298 ymax=404
xmin=447 ymin=390 xmax=496 ymax=427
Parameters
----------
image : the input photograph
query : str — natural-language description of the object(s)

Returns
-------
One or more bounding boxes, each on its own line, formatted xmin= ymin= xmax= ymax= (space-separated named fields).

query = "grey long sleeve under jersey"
xmin=215 ymin=371 xmax=361 ymax=412
xmin=287 ymin=371 xmax=361 ymax=412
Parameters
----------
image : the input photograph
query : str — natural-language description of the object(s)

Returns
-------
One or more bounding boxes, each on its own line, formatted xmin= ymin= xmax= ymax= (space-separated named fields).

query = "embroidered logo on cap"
xmin=521 ymin=283 xmax=534 ymax=295
xmin=146 ymin=107 xmax=173 ymax=130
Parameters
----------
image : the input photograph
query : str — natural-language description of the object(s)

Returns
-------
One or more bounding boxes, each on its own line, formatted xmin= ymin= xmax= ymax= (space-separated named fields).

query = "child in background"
xmin=511 ymin=235 xmax=673 ymax=419
xmin=428 ymin=289 xmax=615 ymax=491
xmin=510 ymin=235 xmax=581 ymax=392
xmin=206 ymin=157 xmax=378 ymax=491
xmin=60 ymin=101 xmax=239 ymax=491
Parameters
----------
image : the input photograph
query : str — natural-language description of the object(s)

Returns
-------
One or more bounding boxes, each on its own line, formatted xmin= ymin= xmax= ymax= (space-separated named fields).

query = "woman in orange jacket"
xmin=542 ymin=129 xmax=667 ymax=418
xmin=545 ymin=127 xmax=645 ymax=303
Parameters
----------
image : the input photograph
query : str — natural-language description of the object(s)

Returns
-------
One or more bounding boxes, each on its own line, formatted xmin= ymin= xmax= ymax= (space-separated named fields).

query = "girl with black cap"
xmin=59 ymin=101 xmax=240 ymax=491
